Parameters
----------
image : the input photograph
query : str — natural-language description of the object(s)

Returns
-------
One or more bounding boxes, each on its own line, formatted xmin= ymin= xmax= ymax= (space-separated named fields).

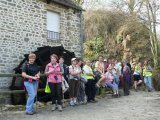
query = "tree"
xmin=84 ymin=37 xmax=105 ymax=60
xmin=111 ymin=0 xmax=160 ymax=67
xmin=145 ymin=0 xmax=159 ymax=67
xmin=83 ymin=10 xmax=152 ymax=61
xmin=72 ymin=0 xmax=84 ymax=5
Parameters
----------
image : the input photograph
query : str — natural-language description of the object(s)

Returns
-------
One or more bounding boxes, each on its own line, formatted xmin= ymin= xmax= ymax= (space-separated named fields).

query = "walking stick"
xmin=35 ymin=79 xmax=39 ymax=113
xmin=62 ymin=92 xmax=64 ymax=108
xmin=62 ymin=82 xmax=65 ymax=108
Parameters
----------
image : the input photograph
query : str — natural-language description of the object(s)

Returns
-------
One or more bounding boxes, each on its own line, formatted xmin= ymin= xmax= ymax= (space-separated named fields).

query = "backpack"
xmin=63 ymin=64 xmax=69 ymax=75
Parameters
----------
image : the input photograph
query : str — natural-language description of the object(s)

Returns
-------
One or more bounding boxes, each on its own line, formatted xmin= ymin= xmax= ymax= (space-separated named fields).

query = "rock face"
xmin=0 ymin=0 xmax=83 ymax=104
xmin=122 ymin=34 xmax=132 ymax=62
xmin=122 ymin=34 xmax=151 ymax=64
xmin=115 ymin=21 xmax=152 ymax=64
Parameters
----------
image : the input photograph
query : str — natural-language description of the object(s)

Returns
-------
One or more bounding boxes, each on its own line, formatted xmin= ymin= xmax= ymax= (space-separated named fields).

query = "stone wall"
xmin=0 ymin=0 xmax=82 ymax=104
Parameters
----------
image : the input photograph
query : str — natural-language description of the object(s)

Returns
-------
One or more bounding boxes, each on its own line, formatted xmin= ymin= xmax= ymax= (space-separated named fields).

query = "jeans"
xmin=144 ymin=76 xmax=153 ymax=90
xmin=106 ymin=82 xmax=118 ymax=91
xmin=114 ymin=74 xmax=119 ymax=86
xmin=24 ymin=81 xmax=38 ymax=113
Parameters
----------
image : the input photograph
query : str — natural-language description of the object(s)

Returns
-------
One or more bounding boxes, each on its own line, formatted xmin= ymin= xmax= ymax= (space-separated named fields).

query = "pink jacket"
xmin=47 ymin=63 xmax=62 ymax=83
xmin=105 ymin=72 xmax=114 ymax=84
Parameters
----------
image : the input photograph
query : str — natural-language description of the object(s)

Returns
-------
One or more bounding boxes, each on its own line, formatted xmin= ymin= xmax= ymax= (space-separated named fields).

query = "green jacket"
xmin=143 ymin=66 xmax=152 ymax=77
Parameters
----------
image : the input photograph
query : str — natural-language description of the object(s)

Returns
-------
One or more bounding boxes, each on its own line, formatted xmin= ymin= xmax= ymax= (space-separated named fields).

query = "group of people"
xmin=22 ymin=53 xmax=153 ymax=115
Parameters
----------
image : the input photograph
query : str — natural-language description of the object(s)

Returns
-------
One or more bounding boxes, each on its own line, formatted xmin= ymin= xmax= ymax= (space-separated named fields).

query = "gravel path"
xmin=1 ymin=90 xmax=160 ymax=120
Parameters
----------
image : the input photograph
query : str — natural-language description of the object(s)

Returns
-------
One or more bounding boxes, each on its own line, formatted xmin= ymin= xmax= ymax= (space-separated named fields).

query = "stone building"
xmin=0 ymin=0 xmax=83 ymax=103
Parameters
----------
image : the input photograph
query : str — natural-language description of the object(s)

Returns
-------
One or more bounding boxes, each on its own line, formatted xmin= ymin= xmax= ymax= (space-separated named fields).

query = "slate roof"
xmin=50 ymin=0 xmax=83 ymax=11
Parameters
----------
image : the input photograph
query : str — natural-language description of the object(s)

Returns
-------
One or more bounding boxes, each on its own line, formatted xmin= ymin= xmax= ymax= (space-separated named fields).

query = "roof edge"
xmin=49 ymin=0 xmax=84 ymax=11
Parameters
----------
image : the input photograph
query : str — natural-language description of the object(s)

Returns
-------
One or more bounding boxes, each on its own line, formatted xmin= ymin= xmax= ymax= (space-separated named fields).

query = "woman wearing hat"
xmin=69 ymin=58 xmax=82 ymax=106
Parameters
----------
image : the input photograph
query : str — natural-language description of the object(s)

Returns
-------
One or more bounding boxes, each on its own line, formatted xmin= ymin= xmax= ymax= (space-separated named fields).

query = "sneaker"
xmin=32 ymin=111 xmax=37 ymax=114
xmin=112 ymin=94 xmax=117 ymax=98
xmin=51 ymin=104 xmax=56 ymax=111
xmin=124 ymin=93 xmax=129 ymax=96
xmin=91 ymin=99 xmax=98 ymax=103
xmin=73 ymin=99 xmax=78 ymax=105
xmin=73 ymin=99 xmax=76 ymax=103
xmin=62 ymin=103 xmax=65 ymax=108
xmin=79 ymin=101 xmax=83 ymax=105
xmin=116 ymin=93 xmax=120 ymax=98
xmin=135 ymin=89 xmax=138 ymax=92
xmin=83 ymin=101 xmax=87 ymax=105
xmin=70 ymin=101 xmax=74 ymax=106
xmin=58 ymin=105 xmax=62 ymax=112
xmin=26 ymin=112 xmax=34 ymax=115
xmin=74 ymin=102 xmax=79 ymax=105
xmin=56 ymin=104 xmax=58 ymax=109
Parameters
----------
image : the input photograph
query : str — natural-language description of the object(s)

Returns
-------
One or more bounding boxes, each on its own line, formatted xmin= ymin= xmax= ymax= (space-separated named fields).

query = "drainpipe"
xmin=80 ymin=11 xmax=83 ymax=59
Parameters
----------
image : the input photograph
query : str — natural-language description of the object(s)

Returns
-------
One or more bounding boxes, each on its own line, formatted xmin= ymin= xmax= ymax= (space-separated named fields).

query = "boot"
xmin=58 ymin=105 xmax=62 ymax=112
xmin=51 ymin=104 xmax=56 ymax=111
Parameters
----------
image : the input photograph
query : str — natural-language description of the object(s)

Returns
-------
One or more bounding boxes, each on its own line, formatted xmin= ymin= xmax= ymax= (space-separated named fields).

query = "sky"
xmin=82 ymin=0 xmax=160 ymax=36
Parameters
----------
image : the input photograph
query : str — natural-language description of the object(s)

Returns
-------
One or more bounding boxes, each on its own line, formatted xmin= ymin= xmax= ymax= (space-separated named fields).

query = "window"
xmin=47 ymin=11 xmax=60 ymax=40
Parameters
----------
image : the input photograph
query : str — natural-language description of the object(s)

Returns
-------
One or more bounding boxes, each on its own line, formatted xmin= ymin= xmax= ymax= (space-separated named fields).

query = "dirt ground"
xmin=1 ymin=90 xmax=160 ymax=120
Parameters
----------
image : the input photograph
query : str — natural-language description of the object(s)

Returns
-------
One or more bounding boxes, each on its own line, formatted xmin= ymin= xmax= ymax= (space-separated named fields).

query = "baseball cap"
xmin=104 ymin=59 xmax=107 ymax=62
xmin=71 ymin=58 xmax=77 ymax=62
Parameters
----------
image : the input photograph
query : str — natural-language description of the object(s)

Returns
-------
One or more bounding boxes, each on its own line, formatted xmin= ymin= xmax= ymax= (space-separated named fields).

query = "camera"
xmin=54 ymin=76 xmax=58 ymax=81
xmin=74 ymin=76 xmax=79 ymax=80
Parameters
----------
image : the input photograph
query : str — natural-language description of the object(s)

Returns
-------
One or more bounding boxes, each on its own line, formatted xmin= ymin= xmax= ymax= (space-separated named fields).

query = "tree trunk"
xmin=146 ymin=0 xmax=159 ymax=68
